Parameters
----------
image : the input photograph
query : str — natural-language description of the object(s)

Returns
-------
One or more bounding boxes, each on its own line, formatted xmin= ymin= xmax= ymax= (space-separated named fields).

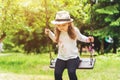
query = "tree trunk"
xmin=100 ymin=39 xmax=104 ymax=54
xmin=113 ymin=37 xmax=117 ymax=54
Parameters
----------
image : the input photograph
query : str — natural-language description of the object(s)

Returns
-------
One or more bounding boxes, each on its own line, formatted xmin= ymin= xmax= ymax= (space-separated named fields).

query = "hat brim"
xmin=51 ymin=19 xmax=73 ymax=24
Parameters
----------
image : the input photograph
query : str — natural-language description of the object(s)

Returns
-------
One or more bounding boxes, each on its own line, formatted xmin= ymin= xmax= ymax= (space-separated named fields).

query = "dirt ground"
xmin=0 ymin=73 xmax=54 ymax=80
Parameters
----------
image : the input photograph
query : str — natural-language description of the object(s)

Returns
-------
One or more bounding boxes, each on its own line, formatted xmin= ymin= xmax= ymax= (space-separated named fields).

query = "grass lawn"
xmin=0 ymin=52 xmax=120 ymax=80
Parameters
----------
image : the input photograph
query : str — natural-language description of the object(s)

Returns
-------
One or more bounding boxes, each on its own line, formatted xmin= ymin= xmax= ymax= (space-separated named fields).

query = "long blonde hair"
xmin=55 ymin=23 xmax=76 ymax=43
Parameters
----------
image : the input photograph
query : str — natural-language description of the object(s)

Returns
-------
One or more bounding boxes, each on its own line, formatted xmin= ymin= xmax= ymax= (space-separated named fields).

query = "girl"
xmin=45 ymin=11 xmax=94 ymax=80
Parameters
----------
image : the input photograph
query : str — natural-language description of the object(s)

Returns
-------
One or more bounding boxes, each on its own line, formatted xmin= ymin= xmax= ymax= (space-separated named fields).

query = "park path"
xmin=0 ymin=73 xmax=53 ymax=80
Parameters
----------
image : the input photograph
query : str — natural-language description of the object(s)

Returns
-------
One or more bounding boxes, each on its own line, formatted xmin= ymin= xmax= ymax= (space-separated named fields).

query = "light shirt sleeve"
xmin=75 ymin=27 xmax=88 ymax=42
xmin=48 ymin=31 xmax=55 ymax=41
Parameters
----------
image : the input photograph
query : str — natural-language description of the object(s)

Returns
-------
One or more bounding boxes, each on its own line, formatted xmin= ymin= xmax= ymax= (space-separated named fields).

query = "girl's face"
xmin=56 ymin=23 xmax=69 ymax=32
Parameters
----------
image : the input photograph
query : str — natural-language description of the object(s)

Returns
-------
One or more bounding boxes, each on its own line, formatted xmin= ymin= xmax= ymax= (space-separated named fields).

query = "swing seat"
xmin=78 ymin=58 xmax=96 ymax=69
xmin=49 ymin=58 xmax=96 ymax=69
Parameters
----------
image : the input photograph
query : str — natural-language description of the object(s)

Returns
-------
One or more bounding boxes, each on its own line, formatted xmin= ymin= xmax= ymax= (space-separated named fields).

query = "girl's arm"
xmin=75 ymin=27 xmax=94 ymax=43
xmin=45 ymin=28 xmax=56 ymax=42
xmin=75 ymin=27 xmax=89 ymax=43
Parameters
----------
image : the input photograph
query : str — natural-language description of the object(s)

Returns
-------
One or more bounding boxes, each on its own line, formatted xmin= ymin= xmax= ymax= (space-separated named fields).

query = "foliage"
xmin=91 ymin=1 xmax=120 ymax=38
xmin=12 ymin=29 xmax=49 ymax=53
xmin=87 ymin=0 xmax=120 ymax=52
xmin=96 ymin=4 xmax=119 ymax=15
xmin=0 ymin=0 xmax=119 ymax=53
xmin=0 ymin=0 xmax=92 ymax=53
xmin=0 ymin=0 xmax=53 ymax=53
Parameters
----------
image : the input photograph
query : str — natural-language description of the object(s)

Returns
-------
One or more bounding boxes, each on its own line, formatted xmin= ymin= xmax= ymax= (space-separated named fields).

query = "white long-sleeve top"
xmin=48 ymin=27 xmax=88 ymax=60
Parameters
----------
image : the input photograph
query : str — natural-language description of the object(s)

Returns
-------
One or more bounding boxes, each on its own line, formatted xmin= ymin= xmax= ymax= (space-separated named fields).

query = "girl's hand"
xmin=45 ymin=28 xmax=50 ymax=35
xmin=87 ymin=36 xmax=94 ymax=43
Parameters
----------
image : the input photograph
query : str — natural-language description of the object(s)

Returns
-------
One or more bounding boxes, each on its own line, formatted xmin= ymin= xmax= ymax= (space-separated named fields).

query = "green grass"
xmin=0 ymin=52 xmax=120 ymax=80
xmin=0 ymin=53 xmax=52 ymax=75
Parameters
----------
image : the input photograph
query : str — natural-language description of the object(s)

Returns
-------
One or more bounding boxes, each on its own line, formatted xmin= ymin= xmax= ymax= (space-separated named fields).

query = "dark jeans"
xmin=54 ymin=57 xmax=80 ymax=80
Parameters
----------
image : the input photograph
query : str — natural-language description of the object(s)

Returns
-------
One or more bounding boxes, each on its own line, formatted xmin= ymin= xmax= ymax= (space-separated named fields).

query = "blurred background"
xmin=0 ymin=0 xmax=120 ymax=54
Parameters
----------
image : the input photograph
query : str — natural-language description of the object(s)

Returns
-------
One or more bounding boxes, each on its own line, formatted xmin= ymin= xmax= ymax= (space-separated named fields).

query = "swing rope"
xmin=44 ymin=0 xmax=52 ymax=63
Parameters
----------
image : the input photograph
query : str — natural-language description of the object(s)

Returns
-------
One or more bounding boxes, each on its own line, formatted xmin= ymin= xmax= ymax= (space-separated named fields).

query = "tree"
xmin=0 ymin=0 xmax=93 ymax=53
xmin=90 ymin=0 xmax=120 ymax=53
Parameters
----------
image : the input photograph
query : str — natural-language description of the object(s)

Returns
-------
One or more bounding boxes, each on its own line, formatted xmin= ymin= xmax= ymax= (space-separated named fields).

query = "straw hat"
xmin=51 ymin=11 xmax=73 ymax=24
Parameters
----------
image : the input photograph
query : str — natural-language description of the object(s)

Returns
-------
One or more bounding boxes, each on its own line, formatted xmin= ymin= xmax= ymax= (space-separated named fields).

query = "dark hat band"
xmin=55 ymin=19 xmax=71 ymax=21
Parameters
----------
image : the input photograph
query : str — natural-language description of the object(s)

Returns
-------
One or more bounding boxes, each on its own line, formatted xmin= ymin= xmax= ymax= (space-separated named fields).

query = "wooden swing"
xmin=49 ymin=57 xmax=96 ymax=69
xmin=49 ymin=42 xmax=96 ymax=69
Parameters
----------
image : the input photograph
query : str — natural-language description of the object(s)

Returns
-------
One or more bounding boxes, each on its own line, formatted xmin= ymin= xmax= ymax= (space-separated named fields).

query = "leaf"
xmin=95 ymin=4 xmax=119 ymax=15
xmin=110 ymin=18 xmax=120 ymax=26
xmin=105 ymin=16 xmax=112 ymax=22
